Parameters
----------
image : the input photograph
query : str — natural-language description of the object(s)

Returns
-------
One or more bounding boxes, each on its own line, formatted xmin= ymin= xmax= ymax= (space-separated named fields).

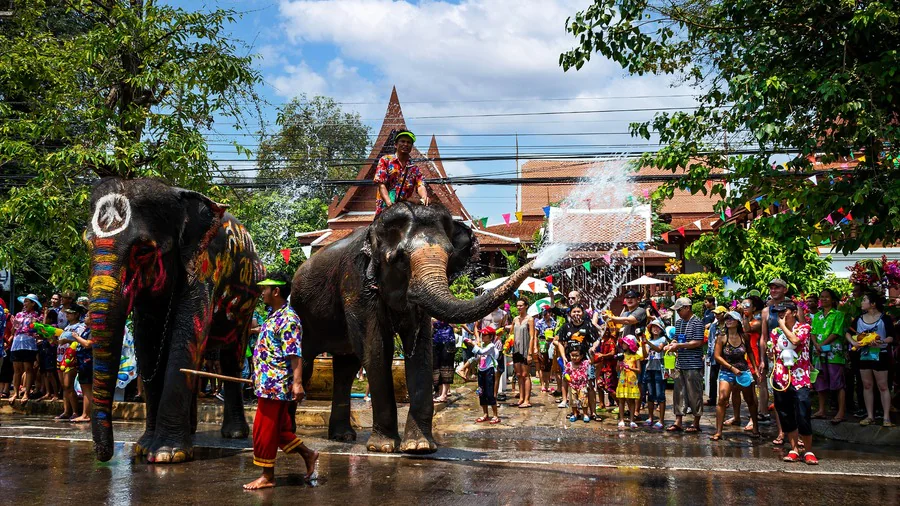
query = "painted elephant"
xmin=291 ymin=202 xmax=533 ymax=453
xmin=85 ymin=178 xmax=264 ymax=463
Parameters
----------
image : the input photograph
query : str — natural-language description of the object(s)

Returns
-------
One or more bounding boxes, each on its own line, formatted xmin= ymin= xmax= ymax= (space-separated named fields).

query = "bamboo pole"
xmin=179 ymin=368 xmax=252 ymax=385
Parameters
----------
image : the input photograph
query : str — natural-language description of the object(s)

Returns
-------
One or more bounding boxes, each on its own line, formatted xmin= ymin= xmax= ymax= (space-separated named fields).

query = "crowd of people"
xmin=0 ymin=291 xmax=95 ymax=422
xmin=435 ymin=279 xmax=899 ymax=466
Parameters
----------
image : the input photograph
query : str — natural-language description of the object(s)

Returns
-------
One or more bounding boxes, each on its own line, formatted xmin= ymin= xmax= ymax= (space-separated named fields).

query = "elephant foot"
xmin=133 ymin=431 xmax=154 ymax=457
xmin=146 ymin=445 xmax=194 ymax=464
xmin=366 ymin=432 xmax=400 ymax=453
xmin=220 ymin=418 xmax=250 ymax=439
xmin=400 ymin=435 xmax=438 ymax=454
xmin=329 ymin=428 xmax=357 ymax=443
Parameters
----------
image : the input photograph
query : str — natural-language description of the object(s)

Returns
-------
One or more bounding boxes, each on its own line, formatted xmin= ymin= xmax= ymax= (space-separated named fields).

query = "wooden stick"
xmin=179 ymin=368 xmax=252 ymax=385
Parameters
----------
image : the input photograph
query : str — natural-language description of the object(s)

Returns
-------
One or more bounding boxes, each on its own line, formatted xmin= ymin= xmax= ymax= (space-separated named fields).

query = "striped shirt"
xmin=674 ymin=315 xmax=705 ymax=370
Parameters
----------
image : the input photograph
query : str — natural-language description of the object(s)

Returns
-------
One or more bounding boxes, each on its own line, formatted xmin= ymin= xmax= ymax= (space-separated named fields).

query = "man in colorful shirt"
xmin=769 ymin=301 xmax=817 ymax=465
xmin=244 ymin=272 xmax=319 ymax=490
xmin=373 ymin=130 xmax=429 ymax=216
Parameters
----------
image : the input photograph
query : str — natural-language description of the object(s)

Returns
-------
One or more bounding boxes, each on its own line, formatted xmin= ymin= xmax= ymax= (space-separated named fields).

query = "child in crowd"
xmin=56 ymin=305 xmax=87 ymax=421
xmin=466 ymin=326 xmax=500 ymax=424
xmin=71 ymin=313 xmax=93 ymax=423
xmin=565 ymin=343 xmax=591 ymax=423
xmin=595 ymin=328 xmax=618 ymax=411
xmin=642 ymin=319 xmax=668 ymax=429
xmin=616 ymin=334 xmax=642 ymax=429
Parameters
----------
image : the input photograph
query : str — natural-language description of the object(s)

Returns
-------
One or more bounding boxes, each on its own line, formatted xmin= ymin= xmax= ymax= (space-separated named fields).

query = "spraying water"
xmin=532 ymin=157 xmax=649 ymax=313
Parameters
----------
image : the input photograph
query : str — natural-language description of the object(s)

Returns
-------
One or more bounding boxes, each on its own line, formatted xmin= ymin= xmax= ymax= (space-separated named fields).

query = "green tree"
xmin=256 ymin=94 xmax=370 ymax=201
xmin=0 ymin=0 xmax=261 ymax=289
xmin=561 ymin=1 xmax=900 ymax=255
xmin=685 ymin=221 xmax=829 ymax=294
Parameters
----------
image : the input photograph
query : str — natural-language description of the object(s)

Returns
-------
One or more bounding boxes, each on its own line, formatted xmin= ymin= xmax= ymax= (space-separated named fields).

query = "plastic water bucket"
xmin=663 ymin=352 xmax=676 ymax=370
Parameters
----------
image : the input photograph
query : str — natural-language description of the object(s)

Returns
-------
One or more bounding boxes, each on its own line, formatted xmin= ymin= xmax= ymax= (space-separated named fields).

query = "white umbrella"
xmin=477 ymin=276 xmax=550 ymax=294
xmin=527 ymin=297 xmax=553 ymax=317
xmin=624 ymin=275 xmax=669 ymax=286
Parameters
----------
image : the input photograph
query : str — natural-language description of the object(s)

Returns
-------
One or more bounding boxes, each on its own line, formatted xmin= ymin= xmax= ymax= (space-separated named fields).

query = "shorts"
xmin=814 ymin=363 xmax=845 ymax=392
xmin=539 ymin=352 xmax=552 ymax=372
xmin=512 ymin=352 xmax=527 ymax=364
xmin=38 ymin=342 xmax=57 ymax=372
xmin=432 ymin=341 xmax=456 ymax=386
xmin=477 ymin=368 xmax=496 ymax=406
xmin=643 ymin=369 xmax=666 ymax=403
xmin=587 ymin=364 xmax=596 ymax=382
xmin=859 ymin=350 xmax=890 ymax=372
xmin=10 ymin=349 xmax=38 ymax=363
xmin=774 ymin=385 xmax=812 ymax=436
xmin=496 ymin=353 xmax=505 ymax=374
xmin=568 ymin=386 xmax=588 ymax=408
xmin=77 ymin=365 xmax=93 ymax=385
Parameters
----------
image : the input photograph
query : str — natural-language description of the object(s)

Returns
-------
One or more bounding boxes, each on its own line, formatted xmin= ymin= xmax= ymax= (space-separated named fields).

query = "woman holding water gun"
xmin=9 ymin=294 xmax=42 ymax=401
xmin=56 ymin=305 xmax=88 ymax=421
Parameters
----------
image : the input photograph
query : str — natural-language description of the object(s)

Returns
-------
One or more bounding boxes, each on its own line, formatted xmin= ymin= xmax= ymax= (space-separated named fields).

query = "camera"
xmin=614 ymin=353 xmax=625 ymax=361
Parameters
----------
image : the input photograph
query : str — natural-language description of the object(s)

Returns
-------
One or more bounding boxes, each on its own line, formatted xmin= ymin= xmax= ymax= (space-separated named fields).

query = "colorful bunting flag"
xmin=825 ymin=214 xmax=834 ymax=225
xmin=545 ymin=275 xmax=553 ymax=284
xmin=515 ymin=211 xmax=523 ymax=223
xmin=808 ymin=175 xmax=817 ymax=185
xmin=542 ymin=206 xmax=551 ymax=218
xmin=528 ymin=281 xmax=536 ymax=292
xmin=565 ymin=268 xmax=574 ymax=277
xmin=745 ymin=201 xmax=752 ymax=212
xmin=662 ymin=232 xmax=669 ymax=243
xmin=688 ymin=288 xmax=694 ymax=296
xmin=637 ymin=242 xmax=646 ymax=250
xmin=301 ymin=246 xmax=313 ymax=259
xmin=479 ymin=217 xmax=488 ymax=228
xmin=514 ymin=290 xmax=520 ymax=298
xmin=642 ymin=189 xmax=650 ymax=198
xmin=845 ymin=212 xmax=853 ymax=221
xmin=677 ymin=226 xmax=686 ymax=237
xmin=725 ymin=207 xmax=732 ymax=218
xmin=602 ymin=254 xmax=612 ymax=263
xmin=755 ymin=196 xmax=764 ymax=202
xmin=705 ymin=180 xmax=714 ymax=192
xmin=622 ymin=247 xmax=630 ymax=257
xmin=502 ymin=213 xmax=511 ymax=225
xmin=693 ymin=220 xmax=703 ymax=230
xmin=280 ymin=248 xmax=291 ymax=264
xmin=583 ymin=261 xmax=592 ymax=273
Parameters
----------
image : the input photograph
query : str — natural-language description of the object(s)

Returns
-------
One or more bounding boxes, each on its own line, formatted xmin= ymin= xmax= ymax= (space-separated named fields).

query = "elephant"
xmin=291 ymin=202 xmax=533 ymax=453
xmin=85 ymin=178 xmax=265 ymax=463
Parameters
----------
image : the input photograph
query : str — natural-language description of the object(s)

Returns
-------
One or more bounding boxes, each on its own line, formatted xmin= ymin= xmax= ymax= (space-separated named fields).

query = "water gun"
xmin=604 ymin=310 xmax=619 ymax=334
xmin=852 ymin=332 xmax=880 ymax=351
xmin=30 ymin=322 xmax=63 ymax=341
xmin=502 ymin=335 xmax=515 ymax=354
xmin=557 ymin=357 xmax=570 ymax=381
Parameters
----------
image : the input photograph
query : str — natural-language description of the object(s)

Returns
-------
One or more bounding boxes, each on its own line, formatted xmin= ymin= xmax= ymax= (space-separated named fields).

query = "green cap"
xmin=257 ymin=279 xmax=288 ymax=286
xmin=395 ymin=130 xmax=416 ymax=143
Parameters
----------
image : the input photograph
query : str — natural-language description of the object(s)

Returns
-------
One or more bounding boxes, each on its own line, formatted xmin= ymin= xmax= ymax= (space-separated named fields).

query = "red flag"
xmin=662 ymin=232 xmax=670 ymax=243
xmin=545 ymin=275 xmax=553 ymax=284
xmin=705 ymin=180 xmax=714 ymax=192
xmin=845 ymin=212 xmax=853 ymax=221
xmin=528 ymin=282 xmax=536 ymax=292
xmin=280 ymin=248 xmax=291 ymax=264
xmin=677 ymin=226 xmax=686 ymax=237
xmin=838 ymin=207 xmax=845 ymax=215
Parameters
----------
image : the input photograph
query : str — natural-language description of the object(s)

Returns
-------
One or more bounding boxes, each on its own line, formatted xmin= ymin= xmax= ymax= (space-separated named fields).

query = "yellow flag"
xmin=515 ymin=211 xmax=523 ymax=223
xmin=745 ymin=201 xmax=752 ymax=212
xmin=857 ymin=155 xmax=866 ymax=162
xmin=622 ymin=247 xmax=629 ymax=257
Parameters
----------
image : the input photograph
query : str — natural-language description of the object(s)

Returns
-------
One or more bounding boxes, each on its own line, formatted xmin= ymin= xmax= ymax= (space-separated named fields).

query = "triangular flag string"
xmin=542 ymin=206 xmax=551 ymax=218
xmin=515 ymin=211 xmax=523 ymax=223
xmin=693 ymin=220 xmax=702 ymax=230
xmin=301 ymin=246 xmax=313 ymax=259
xmin=502 ymin=213 xmax=511 ymax=225
xmin=280 ymin=248 xmax=291 ymax=264
xmin=808 ymin=175 xmax=817 ymax=185
xmin=583 ymin=261 xmax=592 ymax=273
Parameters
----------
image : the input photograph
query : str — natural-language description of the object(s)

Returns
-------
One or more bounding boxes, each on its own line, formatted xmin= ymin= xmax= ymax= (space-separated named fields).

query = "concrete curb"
xmin=1 ymin=396 xmax=448 ymax=429
xmin=812 ymin=418 xmax=900 ymax=446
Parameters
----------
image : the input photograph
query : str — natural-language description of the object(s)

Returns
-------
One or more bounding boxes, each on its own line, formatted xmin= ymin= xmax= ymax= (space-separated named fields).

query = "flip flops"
xmin=475 ymin=416 xmax=489 ymax=423
xmin=684 ymin=426 xmax=701 ymax=434
xmin=665 ymin=424 xmax=683 ymax=432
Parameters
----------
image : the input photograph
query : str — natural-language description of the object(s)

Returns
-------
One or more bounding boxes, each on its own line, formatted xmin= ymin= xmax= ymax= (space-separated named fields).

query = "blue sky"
xmin=168 ymin=0 xmax=698 ymax=222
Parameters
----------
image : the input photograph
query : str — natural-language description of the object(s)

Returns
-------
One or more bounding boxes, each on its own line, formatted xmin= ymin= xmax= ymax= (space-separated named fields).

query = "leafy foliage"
xmin=672 ymin=272 xmax=723 ymax=300
xmin=804 ymin=274 xmax=854 ymax=300
xmin=0 ymin=1 xmax=261 ymax=291
xmin=685 ymin=222 xmax=828 ymax=294
xmin=256 ymin=94 xmax=370 ymax=201
xmin=561 ymin=1 xmax=900 ymax=255
xmin=449 ymin=275 xmax=476 ymax=301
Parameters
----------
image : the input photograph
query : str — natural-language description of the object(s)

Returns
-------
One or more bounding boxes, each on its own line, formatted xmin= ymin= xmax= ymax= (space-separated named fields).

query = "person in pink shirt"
xmin=770 ymin=301 xmax=817 ymax=465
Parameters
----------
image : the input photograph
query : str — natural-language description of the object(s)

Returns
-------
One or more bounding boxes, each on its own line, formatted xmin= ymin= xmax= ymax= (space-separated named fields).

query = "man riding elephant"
xmin=85 ymin=178 xmax=264 ymax=463
xmin=292 ymin=202 xmax=534 ymax=454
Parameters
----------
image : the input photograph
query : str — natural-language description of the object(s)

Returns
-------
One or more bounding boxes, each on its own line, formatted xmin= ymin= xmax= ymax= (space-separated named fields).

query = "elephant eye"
xmin=133 ymin=243 xmax=157 ymax=259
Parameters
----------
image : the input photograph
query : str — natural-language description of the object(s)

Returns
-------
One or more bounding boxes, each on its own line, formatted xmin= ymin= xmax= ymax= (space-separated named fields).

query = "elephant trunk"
xmin=408 ymin=245 xmax=534 ymax=324
xmin=88 ymin=251 xmax=127 ymax=462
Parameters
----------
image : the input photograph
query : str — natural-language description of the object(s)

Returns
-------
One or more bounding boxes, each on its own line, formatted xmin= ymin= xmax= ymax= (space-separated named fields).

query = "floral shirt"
xmin=253 ymin=303 xmax=302 ymax=401
xmin=565 ymin=359 xmax=590 ymax=390
xmin=373 ymin=154 xmax=424 ymax=216
xmin=432 ymin=320 xmax=455 ymax=344
xmin=771 ymin=322 xmax=811 ymax=390
xmin=11 ymin=310 xmax=41 ymax=352
xmin=599 ymin=337 xmax=617 ymax=372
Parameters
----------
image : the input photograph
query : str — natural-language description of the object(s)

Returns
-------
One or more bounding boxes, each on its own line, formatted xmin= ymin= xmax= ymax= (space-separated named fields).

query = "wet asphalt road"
xmin=1 ymin=415 xmax=899 ymax=505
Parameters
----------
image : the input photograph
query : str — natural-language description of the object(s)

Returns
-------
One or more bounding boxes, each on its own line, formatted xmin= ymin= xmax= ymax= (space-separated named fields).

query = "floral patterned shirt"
xmin=253 ymin=303 xmax=302 ymax=401
xmin=432 ymin=320 xmax=455 ymax=344
xmin=771 ymin=322 xmax=811 ymax=390
xmin=11 ymin=310 xmax=41 ymax=352
xmin=565 ymin=359 xmax=591 ymax=390
xmin=374 ymin=154 xmax=424 ymax=216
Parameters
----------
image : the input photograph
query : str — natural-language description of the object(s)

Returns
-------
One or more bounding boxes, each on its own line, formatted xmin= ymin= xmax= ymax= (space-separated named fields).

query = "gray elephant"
xmin=292 ymin=202 xmax=533 ymax=453
xmin=85 ymin=178 xmax=264 ymax=463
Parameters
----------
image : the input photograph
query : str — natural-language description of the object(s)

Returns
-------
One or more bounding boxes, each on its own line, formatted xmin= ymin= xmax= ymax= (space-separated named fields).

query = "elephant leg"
xmin=329 ymin=353 xmax=361 ymax=442
xmin=135 ymin=375 xmax=163 ymax=457
xmin=132 ymin=320 xmax=166 ymax=457
xmin=147 ymin=287 xmax=210 ymax=464
xmin=218 ymin=347 xmax=249 ymax=439
xmin=364 ymin=324 xmax=400 ymax=453
xmin=400 ymin=317 xmax=437 ymax=454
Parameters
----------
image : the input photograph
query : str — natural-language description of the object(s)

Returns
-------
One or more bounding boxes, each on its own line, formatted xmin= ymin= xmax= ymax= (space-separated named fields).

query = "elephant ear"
xmin=178 ymin=190 xmax=228 ymax=261
xmin=448 ymin=220 xmax=478 ymax=280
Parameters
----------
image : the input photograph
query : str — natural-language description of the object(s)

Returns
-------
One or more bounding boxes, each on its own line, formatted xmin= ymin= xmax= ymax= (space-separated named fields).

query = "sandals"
xmin=518 ymin=403 xmax=532 ymax=409
xmin=489 ymin=417 xmax=501 ymax=425
xmin=592 ymin=414 xmax=604 ymax=421
xmin=724 ymin=417 xmax=741 ymax=426
xmin=883 ymin=420 xmax=895 ymax=428
xmin=860 ymin=418 xmax=875 ymax=426
xmin=710 ymin=433 xmax=723 ymax=441
xmin=652 ymin=421 xmax=664 ymax=429
xmin=783 ymin=450 xmax=801 ymax=463
xmin=475 ymin=416 xmax=489 ymax=423
xmin=665 ymin=424 xmax=684 ymax=432
xmin=684 ymin=426 xmax=701 ymax=434
xmin=772 ymin=434 xmax=785 ymax=445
